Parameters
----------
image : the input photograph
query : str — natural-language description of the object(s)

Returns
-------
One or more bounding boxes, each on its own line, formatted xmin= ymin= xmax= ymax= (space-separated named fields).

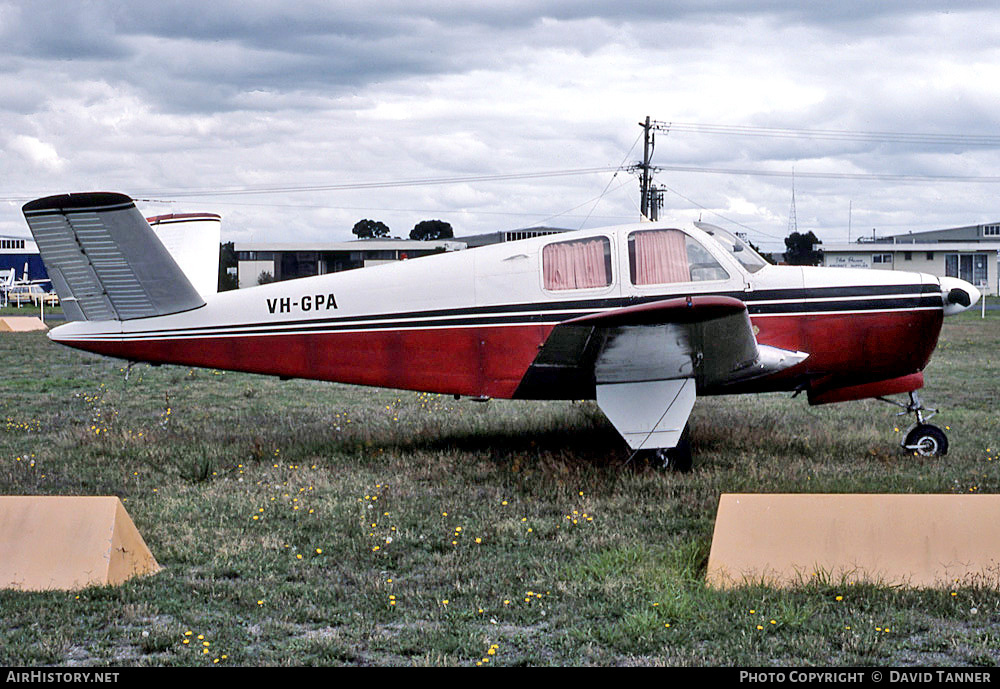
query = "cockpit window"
xmin=627 ymin=228 xmax=729 ymax=285
xmin=694 ymin=222 xmax=769 ymax=273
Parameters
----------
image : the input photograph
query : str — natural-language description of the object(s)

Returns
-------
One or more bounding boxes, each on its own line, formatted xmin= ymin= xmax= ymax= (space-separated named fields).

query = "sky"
xmin=3 ymin=1 xmax=1000 ymax=253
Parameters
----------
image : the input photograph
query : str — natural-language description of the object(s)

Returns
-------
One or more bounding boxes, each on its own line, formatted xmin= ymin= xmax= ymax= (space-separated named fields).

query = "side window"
xmin=628 ymin=229 xmax=729 ymax=285
xmin=542 ymin=236 xmax=613 ymax=290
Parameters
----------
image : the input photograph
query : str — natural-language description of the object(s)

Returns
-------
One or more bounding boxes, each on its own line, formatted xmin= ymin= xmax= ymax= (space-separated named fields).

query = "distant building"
xmin=454 ymin=226 xmax=569 ymax=248
xmin=234 ymin=239 xmax=465 ymax=288
xmin=234 ymin=226 xmax=571 ymax=288
xmin=0 ymin=235 xmax=47 ymax=283
xmin=822 ymin=222 xmax=1000 ymax=295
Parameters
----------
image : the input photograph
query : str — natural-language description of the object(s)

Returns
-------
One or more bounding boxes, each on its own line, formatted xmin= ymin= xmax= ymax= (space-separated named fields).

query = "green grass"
xmin=0 ymin=304 xmax=62 ymax=317
xmin=0 ymin=311 xmax=999 ymax=666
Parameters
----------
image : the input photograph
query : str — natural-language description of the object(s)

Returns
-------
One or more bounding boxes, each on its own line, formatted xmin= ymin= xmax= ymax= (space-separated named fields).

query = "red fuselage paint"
xmin=53 ymin=303 xmax=943 ymax=401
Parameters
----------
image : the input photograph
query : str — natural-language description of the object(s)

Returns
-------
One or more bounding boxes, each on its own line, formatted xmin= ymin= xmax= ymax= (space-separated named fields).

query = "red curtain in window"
xmin=633 ymin=230 xmax=689 ymax=284
xmin=543 ymin=239 xmax=609 ymax=290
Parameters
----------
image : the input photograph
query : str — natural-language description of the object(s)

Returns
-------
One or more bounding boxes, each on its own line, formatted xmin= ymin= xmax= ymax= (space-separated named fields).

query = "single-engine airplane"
xmin=22 ymin=192 xmax=981 ymax=470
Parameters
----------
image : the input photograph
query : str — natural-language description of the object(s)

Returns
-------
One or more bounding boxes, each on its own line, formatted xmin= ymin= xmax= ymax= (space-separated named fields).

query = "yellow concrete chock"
xmin=706 ymin=493 xmax=1000 ymax=589
xmin=0 ymin=316 xmax=48 ymax=332
xmin=0 ymin=496 xmax=160 ymax=591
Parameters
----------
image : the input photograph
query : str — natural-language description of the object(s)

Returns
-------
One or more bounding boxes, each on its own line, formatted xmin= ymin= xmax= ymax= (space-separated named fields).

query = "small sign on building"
xmin=827 ymin=255 xmax=872 ymax=269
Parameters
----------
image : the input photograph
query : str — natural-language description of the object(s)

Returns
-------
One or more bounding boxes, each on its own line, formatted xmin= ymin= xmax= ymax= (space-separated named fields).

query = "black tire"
xmin=904 ymin=423 xmax=949 ymax=457
xmin=641 ymin=427 xmax=693 ymax=472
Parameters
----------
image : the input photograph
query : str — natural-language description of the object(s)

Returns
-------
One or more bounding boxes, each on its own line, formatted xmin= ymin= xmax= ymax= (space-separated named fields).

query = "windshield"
xmin=694 ymin=222 xmax=769 ymax=273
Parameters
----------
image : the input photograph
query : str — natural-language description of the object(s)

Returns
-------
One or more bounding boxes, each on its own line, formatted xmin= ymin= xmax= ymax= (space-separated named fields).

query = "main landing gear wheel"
xmin=877 ymin=391 xmax=949 ymax=458
xmin=903 ymin=424 xmax=949 ymax=457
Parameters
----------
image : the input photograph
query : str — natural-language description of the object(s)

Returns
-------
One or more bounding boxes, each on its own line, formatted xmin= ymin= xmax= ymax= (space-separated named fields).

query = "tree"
xmin=746 ymin=238 xmax=775 ymax=265
xmin=352 ymin=219 xmax=390 ymax=239
xmin=409 ymin=219 xmax=453 ymax=241
xmin=218 ymin=241 xmax=238 ymax=292
xmin=783 ymin=231 xmax=823 ymax=266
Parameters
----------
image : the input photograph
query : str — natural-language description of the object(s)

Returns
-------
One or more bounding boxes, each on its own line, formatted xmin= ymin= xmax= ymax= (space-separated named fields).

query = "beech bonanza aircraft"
xmin=23 ymin=192 xmax=981 ymax=470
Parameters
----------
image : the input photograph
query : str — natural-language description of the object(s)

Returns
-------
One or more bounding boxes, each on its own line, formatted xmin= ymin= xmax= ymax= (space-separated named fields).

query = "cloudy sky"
xmin=2 ymin=1 xmax=1000 ymax=252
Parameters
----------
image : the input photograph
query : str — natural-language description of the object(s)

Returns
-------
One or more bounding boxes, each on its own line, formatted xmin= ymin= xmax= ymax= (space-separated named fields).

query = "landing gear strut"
xmin=877 ymin=391 xmax=949 ymax=457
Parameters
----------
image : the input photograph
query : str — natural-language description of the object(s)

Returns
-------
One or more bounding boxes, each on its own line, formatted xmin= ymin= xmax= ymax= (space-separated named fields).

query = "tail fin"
xmin=22 ymin=192 xmax=205 ymax=322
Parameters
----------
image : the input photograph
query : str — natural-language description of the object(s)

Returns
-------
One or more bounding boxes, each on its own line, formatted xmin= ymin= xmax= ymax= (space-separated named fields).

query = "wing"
xmin=519 ymin=296 xmax=807 ymax=450
xmin=22 ymin=192 xmax=205 ymax=322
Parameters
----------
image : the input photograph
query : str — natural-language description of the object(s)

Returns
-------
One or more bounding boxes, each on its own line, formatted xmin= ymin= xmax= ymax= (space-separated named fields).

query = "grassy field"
xmin=0 ymin=311 xmax=998 ymax=667
xmin=0 ymin=304 xmax=61 ymax=318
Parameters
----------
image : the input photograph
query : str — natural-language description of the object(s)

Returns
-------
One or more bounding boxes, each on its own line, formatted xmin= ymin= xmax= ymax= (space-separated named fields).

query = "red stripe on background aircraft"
xmin=22 ymin=192 xmax=981 ymax=470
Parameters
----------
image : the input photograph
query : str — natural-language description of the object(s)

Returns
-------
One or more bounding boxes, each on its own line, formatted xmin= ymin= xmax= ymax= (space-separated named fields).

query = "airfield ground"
xmin=0 ymin=310 xmax=998 ymax=666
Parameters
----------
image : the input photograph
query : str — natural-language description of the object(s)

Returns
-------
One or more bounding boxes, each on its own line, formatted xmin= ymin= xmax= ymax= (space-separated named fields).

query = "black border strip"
xmin=70 ymin=296 xmax=944 ymax=342
xmin=92 ymin=284 xmax=940 ymax=338
xmin=22 ymin=192 xmax=135 ymax=215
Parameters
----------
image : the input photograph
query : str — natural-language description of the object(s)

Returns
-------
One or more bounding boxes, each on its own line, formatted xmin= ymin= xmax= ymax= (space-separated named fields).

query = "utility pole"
xmin=649 ymin=186 xmax=664 ymax=221
xmin=635 ymin=116 xmax=669 ymax=219
xmin=640 ymin=116 xmax=652 ymax=218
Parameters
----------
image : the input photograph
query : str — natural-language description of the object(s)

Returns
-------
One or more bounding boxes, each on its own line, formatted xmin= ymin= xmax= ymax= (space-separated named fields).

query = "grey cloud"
xmin=3 ymin=0 xmax=1000 ymax=248
xmin=0 ymin=1 xmax=131 ymax=60
xmin=6 ymin=0 xmax=995 ymax=117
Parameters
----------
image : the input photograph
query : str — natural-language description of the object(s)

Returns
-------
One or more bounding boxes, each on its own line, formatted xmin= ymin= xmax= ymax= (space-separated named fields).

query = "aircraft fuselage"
xmin=47 ymin=220 xmax=956 ymax=406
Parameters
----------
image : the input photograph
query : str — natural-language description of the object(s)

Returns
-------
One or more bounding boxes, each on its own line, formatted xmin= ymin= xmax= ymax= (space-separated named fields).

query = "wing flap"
xmin=597 ymin=378 xmax=696 ymax=450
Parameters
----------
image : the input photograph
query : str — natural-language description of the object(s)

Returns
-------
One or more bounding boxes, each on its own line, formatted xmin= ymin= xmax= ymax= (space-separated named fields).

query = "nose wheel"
xmin=903 ymin=423 xmax=949 ymax=457
xmin=878 ymin=391 xmax=949 ymax=457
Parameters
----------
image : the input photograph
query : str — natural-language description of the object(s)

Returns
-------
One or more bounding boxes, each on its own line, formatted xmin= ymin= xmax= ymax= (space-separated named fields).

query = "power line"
xmin=135 ymin=167 xmax=617 ymax=199
xmin=0 ymin=166 xmax=617 ymax=205
xmin=659 ymin=184 xmax=785 ymax=241
xmin=144 ymin=197 xmax=634 ymax=222
xmin=7 ymin=161 xmax=991 ymax=210
xmin=655 ymin=164 xmax=1000 ymax=183
xmin=7 ymin=150 xmax=999 ymax=211
xmin=661 ymin=121 xmax=1000 ymax=147
xmin=529 ymin=177 xmax=636 ymax=231
xmin=578 ymin=128 xmax=645 ymax=229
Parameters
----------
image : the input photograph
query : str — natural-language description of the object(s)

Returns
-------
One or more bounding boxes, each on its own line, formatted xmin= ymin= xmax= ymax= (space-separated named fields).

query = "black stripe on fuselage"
xmin=66 ymin=284 xmax=944 ymax=341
